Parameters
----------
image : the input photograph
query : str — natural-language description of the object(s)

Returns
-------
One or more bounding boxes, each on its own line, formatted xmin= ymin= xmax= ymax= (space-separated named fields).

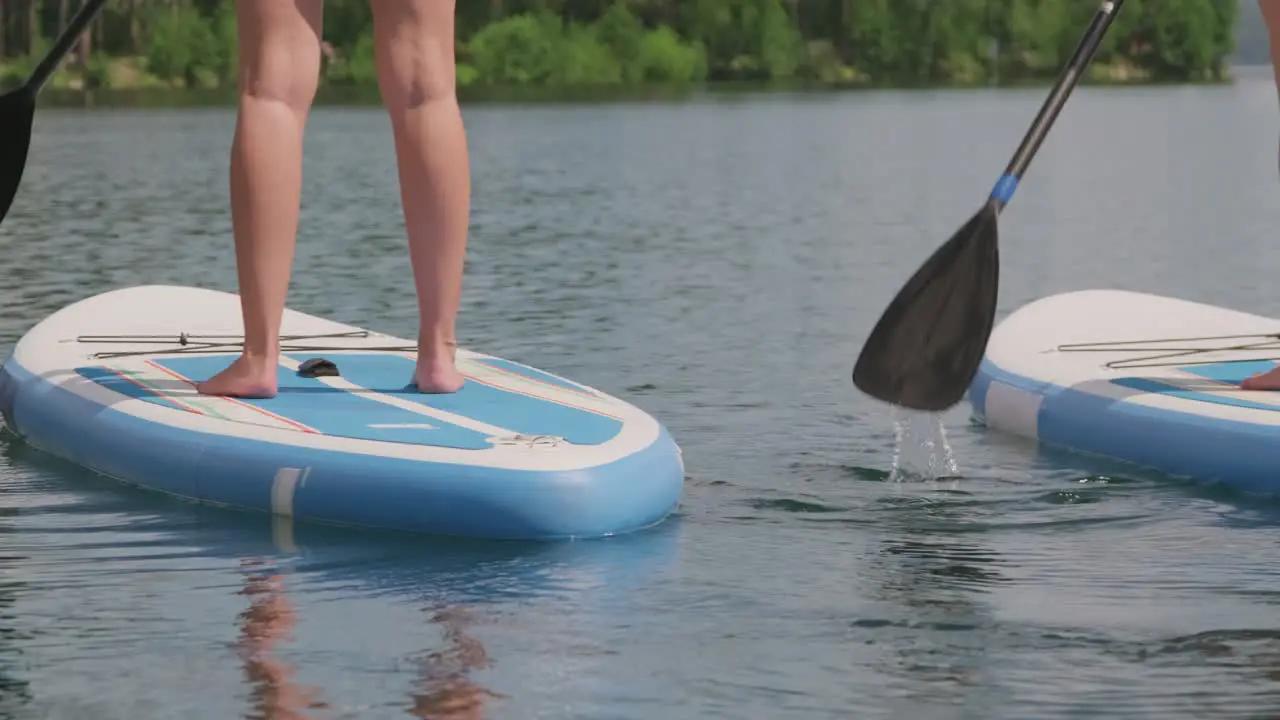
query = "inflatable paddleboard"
xmin=0 ymin=285 xmax=684 ymax=539
xmin=969 ymin=289 xmax=1280 ymax=494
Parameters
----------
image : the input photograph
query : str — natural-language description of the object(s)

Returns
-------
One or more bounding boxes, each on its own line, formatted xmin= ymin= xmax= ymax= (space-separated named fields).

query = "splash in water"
xmin=887 ymin=407 xmax=960 ymax=483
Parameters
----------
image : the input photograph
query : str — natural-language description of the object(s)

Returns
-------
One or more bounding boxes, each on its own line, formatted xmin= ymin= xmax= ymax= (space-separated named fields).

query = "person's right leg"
xmin=370 ymin=0 xmax=470 ymax=394
xmin=196 ymin=0 xmax=324 ymax=399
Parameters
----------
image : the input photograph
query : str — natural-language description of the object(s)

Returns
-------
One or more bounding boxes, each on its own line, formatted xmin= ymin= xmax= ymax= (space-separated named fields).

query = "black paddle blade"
xmin=852 ymin=202 xmax=1001 ymax=412
xmin=0 ymin=85 xmax=36 ymax=226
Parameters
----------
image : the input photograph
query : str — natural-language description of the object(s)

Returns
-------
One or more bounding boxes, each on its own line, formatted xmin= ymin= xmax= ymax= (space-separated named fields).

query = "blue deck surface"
xmin=1108 ymin=361 xmax=1280 ymax=414
xmin=1180 ymin=360 xmax=1277 ymax=386
xmin=77 ymin=366 xmax=195 ymax=415
xmin=317 ymin=354 xmax=623 ymax=446
xmin=78 ymin=358 xmax=493 ymax=449
xmin=76 ymin=352 xmax=625 ymax=448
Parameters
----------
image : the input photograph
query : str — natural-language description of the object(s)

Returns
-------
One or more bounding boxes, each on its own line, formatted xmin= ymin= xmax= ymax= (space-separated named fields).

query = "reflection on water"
xmin=233 ymin=557 xmax=508 ymax=719
xmin=408 ymin=606 xmax=504 ymax=720
xmin=221 ymin=512 xmax=678 ymax=719
xmin=880 ymin=537 xmax=1009 ymax=594
xmin=237 ymin=561 xmax=330 ymax=720
xmin=857 ymin=489 xmax=1007 ymax=711
xmin=0 ymin=505 xmax=30 ymax=720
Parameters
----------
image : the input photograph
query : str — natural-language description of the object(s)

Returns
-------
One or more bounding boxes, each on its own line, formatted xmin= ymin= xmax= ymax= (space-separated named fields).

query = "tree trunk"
xmin=129 ymin=0 xmax=141 ymax=53
xmin=28 ymin=0 xmax=40 ymax=55
xmin=77 ymin=3 xmax=92 ymax=69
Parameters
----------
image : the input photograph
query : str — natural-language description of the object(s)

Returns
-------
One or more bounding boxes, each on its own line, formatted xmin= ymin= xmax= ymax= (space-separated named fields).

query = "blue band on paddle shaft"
xmin=990 ymin=174 xmax=1018 ymax=204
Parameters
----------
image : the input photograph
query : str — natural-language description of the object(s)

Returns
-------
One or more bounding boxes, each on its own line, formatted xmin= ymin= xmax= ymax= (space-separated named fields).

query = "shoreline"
xmin=1 ymin=56 xmax=1252 ymax=109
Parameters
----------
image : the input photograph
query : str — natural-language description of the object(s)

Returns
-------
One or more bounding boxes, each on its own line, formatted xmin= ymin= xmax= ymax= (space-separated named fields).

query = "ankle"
xmin=418 ymin=329 xmax=457 ymax=356
xmin=240 ymin=346 xmax=279 ymax=364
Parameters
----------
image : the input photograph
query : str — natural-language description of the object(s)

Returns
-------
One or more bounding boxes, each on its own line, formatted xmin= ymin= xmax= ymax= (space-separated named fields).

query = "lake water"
xmin=5 ymin=68 xmax=1280 ymax=718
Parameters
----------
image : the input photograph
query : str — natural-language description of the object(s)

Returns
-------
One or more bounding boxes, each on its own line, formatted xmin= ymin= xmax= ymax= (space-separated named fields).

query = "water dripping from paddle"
xmin=887 ymin=407 xmax=960 ymax=483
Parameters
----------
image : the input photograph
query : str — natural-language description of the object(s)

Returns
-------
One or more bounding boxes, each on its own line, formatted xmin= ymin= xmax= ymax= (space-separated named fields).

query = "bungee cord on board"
xmin=1057 ymin=332 xmax=1280 ymax=370
xmin=73 ymin=331 xmax=419 ymax=360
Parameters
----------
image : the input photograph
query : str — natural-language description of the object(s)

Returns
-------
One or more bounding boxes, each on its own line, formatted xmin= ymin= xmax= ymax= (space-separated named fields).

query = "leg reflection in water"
xmin=408 ymin=605 xmax=504 ymax=719
xmin=235 ymin=557 xmax=504 ymax=719
xmin=237 ymin=560 xmax=329 ymax=720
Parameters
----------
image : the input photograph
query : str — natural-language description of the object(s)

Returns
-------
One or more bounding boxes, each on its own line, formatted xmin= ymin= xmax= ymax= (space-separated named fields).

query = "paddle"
xmin=0 ymin=0 xmax=111 ymax=226
xmin=851 ymin=0 xmax=1125 ymax=413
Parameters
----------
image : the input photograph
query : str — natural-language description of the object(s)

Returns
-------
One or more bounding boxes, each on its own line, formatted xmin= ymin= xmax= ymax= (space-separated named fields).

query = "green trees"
xmin=0 ymin=0 xmax=1243 ymax=91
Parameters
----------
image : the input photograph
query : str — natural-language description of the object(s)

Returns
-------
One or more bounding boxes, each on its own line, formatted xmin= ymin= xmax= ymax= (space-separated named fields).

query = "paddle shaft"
xmin=989 ymin=0 xmax=1124 ymax=210
xmin=25 ymin=0 xmax=111 ymax=95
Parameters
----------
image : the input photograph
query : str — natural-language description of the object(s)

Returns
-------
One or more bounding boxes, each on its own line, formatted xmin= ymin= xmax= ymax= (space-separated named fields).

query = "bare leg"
xmin=371 ymin=0 xmax=469 ymax=393
xmin=1244 ymin=0 xmax=1280 ymax=390
xmin=197 ymin=0 xmax=324 ymax=399
xmin=1266 ymin=0 xmax=1280 ymax=101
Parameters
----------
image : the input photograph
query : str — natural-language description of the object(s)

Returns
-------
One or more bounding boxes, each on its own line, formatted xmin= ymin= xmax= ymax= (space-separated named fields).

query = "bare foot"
xmin=414 ymin=362 xmax=465 ymax=394
xmin=414 ymin=344 xmax=464 ymax=394
xmin=1241 ymin=365 xmax=1280 ymax=391
xmin=196 ymin=354 xmax=279 ymax=399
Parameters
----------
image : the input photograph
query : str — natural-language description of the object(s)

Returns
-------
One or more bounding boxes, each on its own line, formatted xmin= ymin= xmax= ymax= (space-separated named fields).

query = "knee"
xmin=376 ymin=32 xmax=457 ymax=111
xmin=239 ymin=42 xmax=321 ymax=112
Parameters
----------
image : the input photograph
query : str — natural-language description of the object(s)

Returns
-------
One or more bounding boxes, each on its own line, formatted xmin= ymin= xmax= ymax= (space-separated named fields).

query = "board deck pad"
xmin=76 ymin=352 xmax=625 ymax=449
xmin=1106 ymin=360 xmax=1280 ymax=414
xmin=319 ymin=354 xmax=622 ymax=445
xmin=1178 ymin=360 xmax=1277 ymax=385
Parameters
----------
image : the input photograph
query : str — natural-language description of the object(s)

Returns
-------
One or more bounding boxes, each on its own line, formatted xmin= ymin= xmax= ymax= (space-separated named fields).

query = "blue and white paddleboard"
xmin=0 ymin=285 xmax=684 ymax=539
xmin=969 ymin=289 xmax=1280 ymax=494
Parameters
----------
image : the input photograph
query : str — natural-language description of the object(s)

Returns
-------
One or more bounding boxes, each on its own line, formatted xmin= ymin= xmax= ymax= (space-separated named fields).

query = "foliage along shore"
xmin=0 ymin=0 xmax=1242 ymax=98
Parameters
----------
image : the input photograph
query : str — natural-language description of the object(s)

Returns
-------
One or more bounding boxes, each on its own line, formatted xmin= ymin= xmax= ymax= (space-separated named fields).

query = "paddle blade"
xmin=0 ymin=85 xmax=36 ymax=226
xmin=852 ymin=202 xmax=1001 ymax=412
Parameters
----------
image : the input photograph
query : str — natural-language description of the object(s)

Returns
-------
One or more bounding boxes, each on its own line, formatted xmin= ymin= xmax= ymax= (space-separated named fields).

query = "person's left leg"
xmin=1242 ymin=0 xmax=1280 ymax=390
xmin=197 ymin=0 xmax=324 ymax=399
xmin=370 ymin=0 xmax=470 ymax=394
